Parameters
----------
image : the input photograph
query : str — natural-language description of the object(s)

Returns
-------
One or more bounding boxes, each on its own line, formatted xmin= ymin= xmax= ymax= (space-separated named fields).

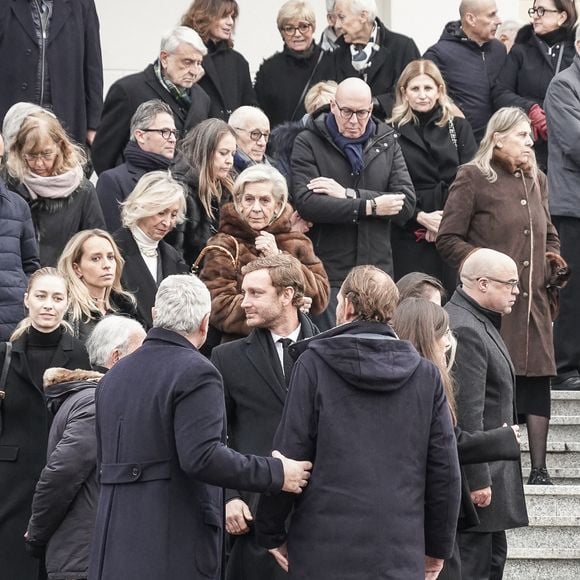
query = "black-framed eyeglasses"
xmin=280 ymin=22 xmax=312 ymax=35
xmin=528 ymin=7 xmax=560 ymax=17
xmin=234 ymin=127 xmax=270 ymax=142
xmin=479 ymin=276 xmax=519 ymax=290
xmin=141 ymin=128 xmax=180 ymax=140
xmin=334 ymin=102 xmax=372 ymax=120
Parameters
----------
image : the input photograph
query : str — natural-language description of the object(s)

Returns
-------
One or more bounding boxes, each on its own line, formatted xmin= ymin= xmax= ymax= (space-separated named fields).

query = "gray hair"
xmin=2 ymin=102 xmax=55 ymax=151
xmin=496 ymin=20 xmax=521 ymax=38
xmin=130 ymin=100 xmax=174 ymax=142
xmin=86 ymin=315 xmax=145 ymax=368
xmin=153 ymin=275 xmax=211 ymax=335
xmin=228 ymin=106 xmax=269 ymax=130
xmin=160 ymin=26 xmax=207 ymax=56
xmin=121 ymin=171 xmax=187 ymax=229
xmin=343 ymin=0 xmax=376 ymax=22
xmin=232 ymin=164 xmax=289 ymax=209
xmin=326 ymin=0 xmax=336 ymax=12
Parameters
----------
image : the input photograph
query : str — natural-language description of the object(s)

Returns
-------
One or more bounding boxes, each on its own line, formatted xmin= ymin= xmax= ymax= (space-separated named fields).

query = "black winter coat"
xmin=290 ymin=112 xmax=415 ymax=285
xmin=492 ymin=25 xmax=577 ymax=170
xmin=92 ymin=64 xmax=210 ymax=174
xmin=424 ymin=21 xmax=507 ymax=142
xmin=27 ymin=368 xmax=103 ymax=580
xmin=197 ymin=40 xmax=257 ymax=120
xmin=0 ymin=181 xmax=40 ymax=341
xmin=0 ymin=0 xmax=103 ymax=145
xmin=0 ymin=330 xmax=90 ymax=580
xmin=256 ymin=320 xmax=461 ymax=579
xmin=8 ymin=176 xmax=105 ymax=267
xmin=255 ymin=44 xmax=325 ymax=127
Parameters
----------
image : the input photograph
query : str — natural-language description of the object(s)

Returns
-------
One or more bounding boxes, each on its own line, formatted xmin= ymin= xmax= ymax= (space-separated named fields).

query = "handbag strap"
xmin=0 ymin=342 xmax=13 ymax=401
xmin=290 ymin=49 xmax=325 ymax=122
xmin=191 ymin=235 xmax=239 ymax=275
xmin=448 ymin=119 xmax=458 ymax=150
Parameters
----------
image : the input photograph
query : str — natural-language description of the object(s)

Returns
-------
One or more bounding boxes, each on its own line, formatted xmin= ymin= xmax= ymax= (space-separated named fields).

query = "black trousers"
xmin=552 ymin=216 xmax=580 ymax=379
xmin=457 ymin=530 xmax=507 ymax=580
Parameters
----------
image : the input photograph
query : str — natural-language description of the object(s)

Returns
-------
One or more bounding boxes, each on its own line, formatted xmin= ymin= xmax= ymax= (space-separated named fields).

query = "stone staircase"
xmin=504 ymin=391 xmax=580 ymax=579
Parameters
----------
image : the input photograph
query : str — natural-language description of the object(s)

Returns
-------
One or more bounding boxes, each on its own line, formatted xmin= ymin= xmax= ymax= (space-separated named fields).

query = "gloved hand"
xmin=528 ymin=104 xmax=548 ymax=141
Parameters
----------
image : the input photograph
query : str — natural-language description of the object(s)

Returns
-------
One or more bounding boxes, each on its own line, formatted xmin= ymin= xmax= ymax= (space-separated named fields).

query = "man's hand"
xmin=425 ymin=555 xmax=444 ymax=579
xmin=269 ymin=542 xmax=289 ymax=572
xmin=508 ymin=423 xmax=521 ymax=445
xmin=255 ymin=231 xmax=279 ymax=257
xmin=307 ymin=177 xmax=346 ymax=198
xmin=470 ymin=486 xmax=492 ymax=508
xmin=368 ymin=194 xmax=406 ymax=216
xmin=225 ymin=498 xmax=253 ymax=535
xmin=299 ymin=296 xmax=313 ymax=314
xmin=290 ymin=210 xmax=313 ymax=234
xmin=417 ymin=210 xmax=443 ymax=234
xmin=272 ymin=450 xmax=312 ymax=493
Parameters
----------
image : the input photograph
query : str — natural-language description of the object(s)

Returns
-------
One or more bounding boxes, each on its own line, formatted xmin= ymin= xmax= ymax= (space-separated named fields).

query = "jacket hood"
xmin=290 ymin=320 xmax=422 ymax=392
xmin=269 ymin=120 xmax=306 ymax=163
xmin=43 ymin=368 xmax=102 ymax=411
xmin=440 ymin=20 xmax=465 ymax=41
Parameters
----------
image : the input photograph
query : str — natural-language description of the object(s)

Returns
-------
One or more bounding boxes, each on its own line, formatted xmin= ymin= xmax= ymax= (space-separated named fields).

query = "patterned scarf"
xmin=349 ymin=23 xmax=379 ymax=72
xmin=325 ymin=113 xmax=375 ymax=174
xmin=153 ymin=60 xmax=191 ymax=108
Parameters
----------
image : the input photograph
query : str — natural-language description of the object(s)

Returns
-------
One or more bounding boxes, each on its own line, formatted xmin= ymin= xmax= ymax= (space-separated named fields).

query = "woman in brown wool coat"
xmin=437 ymin=107 xmax=567 ymax=486
xmin=200 ymin=164 xmax=329 ymax=342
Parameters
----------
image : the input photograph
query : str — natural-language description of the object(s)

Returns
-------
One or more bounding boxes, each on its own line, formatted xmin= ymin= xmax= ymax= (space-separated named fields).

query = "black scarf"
xmin=325 ymin=113 xmax=375 ymax=174
xmin=123 ymin=141 xmax=172 ymax=171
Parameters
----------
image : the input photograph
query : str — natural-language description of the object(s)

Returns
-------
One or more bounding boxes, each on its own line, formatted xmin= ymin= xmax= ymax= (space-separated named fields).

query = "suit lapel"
xmin=49 ymin=331 xmax=73 ymax=369
xmin=10 ymin=337 xmax=38 ymax=391
xmin=364 ymin=47 xmax=387 ymax=86
xmin=11 ymin=0 xmax=37 ymax=44
xmin=398 ymin=123 xmax=429 ymax=154
xmin=201 ymin=54 xmax=227 ymax=110
xmin=46 ymin=0 xmax=71 ymax=46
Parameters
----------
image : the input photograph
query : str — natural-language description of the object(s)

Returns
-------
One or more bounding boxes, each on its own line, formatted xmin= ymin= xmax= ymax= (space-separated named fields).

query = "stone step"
xmin=504 ymin=550 xmax=580 ymax=580
xmin=506 ymin=518 xmax=579 ymax=551
xmin=521 ymin=441 xmax=580 ymax=469
xmin=523 ymin=486 xmax=580 ymax=518
xmin=521 ymin=416 xmax=580 ymax=444
xmin=551 ymin=391 xmax=580 ymax=416
xmin=522 ymin=467 xmax=580 ymax=485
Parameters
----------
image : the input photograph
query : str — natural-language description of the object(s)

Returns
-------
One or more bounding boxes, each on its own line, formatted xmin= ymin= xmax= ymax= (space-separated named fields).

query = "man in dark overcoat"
xmin=212 ymin=255 xmax=318 ymax=580
xmin=88 ymin=274 xmax=312 ymax=580
xmin=91 ymin=26 xmax=210 ymax=174
xmin=445 ymin=249 xmax=528 ymax=579
xmin=256 ymin=265 xmax=461 ymax=580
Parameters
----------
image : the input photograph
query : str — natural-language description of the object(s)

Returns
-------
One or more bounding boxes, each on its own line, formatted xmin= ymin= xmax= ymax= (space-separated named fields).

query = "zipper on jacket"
xmin=34 ymin=0 xmax=48 ymax=106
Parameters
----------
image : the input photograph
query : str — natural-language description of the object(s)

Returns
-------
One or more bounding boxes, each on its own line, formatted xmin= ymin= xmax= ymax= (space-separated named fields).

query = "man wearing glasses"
xmin=445 ymin=248 xmax=528 ymax=579
xmin=92 ymin=26 xmax=210 ymax=175
xmin=228 ymin=106 xmax=273 ymax=174
xmin=290 ymin=76 xmax=415 ymax=330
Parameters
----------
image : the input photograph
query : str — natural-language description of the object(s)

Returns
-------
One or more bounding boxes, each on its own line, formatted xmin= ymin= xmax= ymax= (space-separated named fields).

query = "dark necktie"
xmin=278 ymin=338 xmax=293 ymax=388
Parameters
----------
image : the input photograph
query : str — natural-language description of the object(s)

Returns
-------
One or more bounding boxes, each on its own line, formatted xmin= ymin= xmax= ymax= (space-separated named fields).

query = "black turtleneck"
xmin=26 ymin=325 xmax=63 ymax=388
xmin=537 ymin=26 xmax=568 ymax=47
xmin=456 ymin=287 xmax=502 ymax=330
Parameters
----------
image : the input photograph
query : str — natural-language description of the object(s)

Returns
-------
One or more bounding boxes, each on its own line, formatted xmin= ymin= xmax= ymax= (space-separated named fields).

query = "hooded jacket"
xmin=424 ymin=21 xmax=507 ymax=142
xmin=27 ymin=367 xmax=103 ymax=580
xmin=256 ymin=320 xmax=461 ymax=579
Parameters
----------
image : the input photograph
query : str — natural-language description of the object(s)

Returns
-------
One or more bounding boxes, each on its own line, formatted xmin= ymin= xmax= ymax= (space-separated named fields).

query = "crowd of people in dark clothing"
xmin=1 ymin=0 xmax=580 ymax=578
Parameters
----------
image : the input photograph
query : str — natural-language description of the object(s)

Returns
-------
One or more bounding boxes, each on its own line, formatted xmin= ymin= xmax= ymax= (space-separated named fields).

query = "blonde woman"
xmin=6 ymin=111 xmax=105 ymax=266
xmin=0 ymin=268 xmax=90 ymax=580
xmin=116 ymin=171 xmax=188 ymax=328
xmin=58 ymin=229 xmax=136 ymax=342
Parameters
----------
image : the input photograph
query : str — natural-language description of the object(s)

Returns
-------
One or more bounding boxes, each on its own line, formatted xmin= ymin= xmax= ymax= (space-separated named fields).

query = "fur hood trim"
xmin=43 ymin=367 xmax=103 ymax=388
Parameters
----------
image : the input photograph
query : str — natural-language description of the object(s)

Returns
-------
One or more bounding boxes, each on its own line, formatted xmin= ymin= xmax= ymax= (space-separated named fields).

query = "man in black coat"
xmin=89 ymin=274 xmax=312 ymax=580
xmin=445 ymin=249 xmax=528 ymax=579
xmin=290 ymin=77 xmax=415 ymax=329
xmin=256 ymin=265 xmax=461 ymax=580
xmin=212 ymin=255 xmax=318 ymax=580
xmin=0 ymin=0 xmax=103 ymax=147
xmin=92 ymin=26 xmax=210 ymax=175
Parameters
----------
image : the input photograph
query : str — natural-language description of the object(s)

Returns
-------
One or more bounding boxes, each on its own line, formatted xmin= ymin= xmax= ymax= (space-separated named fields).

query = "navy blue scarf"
xmin=325 ymin=113 xmax=375 ymax=174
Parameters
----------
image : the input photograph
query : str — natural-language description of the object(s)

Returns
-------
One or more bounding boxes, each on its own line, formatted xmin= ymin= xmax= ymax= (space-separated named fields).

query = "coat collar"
xmin=144 ymin=327 xmax=197 ymax=351
xmin=143 ymin=64 xmax=187 ymax=123
xmin=47 ymin=0 xmax=72 ymax=47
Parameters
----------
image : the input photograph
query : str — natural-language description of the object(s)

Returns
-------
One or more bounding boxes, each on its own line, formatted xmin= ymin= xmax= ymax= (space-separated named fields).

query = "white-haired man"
xmin=89 ymin=275 xmax=312 ymax=580
xmin=92 ymin=26 xmax=210 ymax=174
xmin=320 ymin=0 xmax=343 ymax=51
xmin=228 ymin=106 xmax=273 ymax=174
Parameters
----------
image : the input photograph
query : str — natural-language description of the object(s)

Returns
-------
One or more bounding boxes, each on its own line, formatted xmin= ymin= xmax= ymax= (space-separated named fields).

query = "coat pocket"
xmin=195 ymin=503 xmax=223 ymax=578
xmin=0 ymin=445 xmax=19 ymax=461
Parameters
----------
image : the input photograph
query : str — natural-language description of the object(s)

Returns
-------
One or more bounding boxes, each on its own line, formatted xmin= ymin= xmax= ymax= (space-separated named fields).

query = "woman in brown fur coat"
xmin=200 ymin=164 xmax=329 ymax=342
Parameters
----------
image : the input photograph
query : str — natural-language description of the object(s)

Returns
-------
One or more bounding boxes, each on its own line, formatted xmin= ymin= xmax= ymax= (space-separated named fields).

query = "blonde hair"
xmin=304 ymin=80 xmax=338 ymax=114
xmin=277 ymin=0 xmax=316 ymax=31
xmin=7 ymin=111 xmax=86 ymax=181
xmin=58 ymin=230 xmax=134 ymax=324
xmin=469 ymin=106 xmax=537 ymax=183
xmin=389 ymin=60 xmax=454 ymax=128
xmin=121 ymin=171 xmax=187 ymax=229
xmin=10 ymin=267 xmax=73 ymax=341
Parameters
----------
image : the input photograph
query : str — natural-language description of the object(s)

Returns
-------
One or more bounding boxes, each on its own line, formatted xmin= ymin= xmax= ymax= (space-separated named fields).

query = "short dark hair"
xmin=396 ymin=272 xmax=445 ymax=303
xmin=241 ymin=254 xmax=305 ymax=307
xmin=554 ymin=0 xmax=578 ymax=30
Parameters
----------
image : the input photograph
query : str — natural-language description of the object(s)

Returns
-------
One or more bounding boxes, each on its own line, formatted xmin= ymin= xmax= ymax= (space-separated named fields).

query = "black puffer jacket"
xmin=0 ymin=180 xmax=40 ymax=341
xmin=27 ymin=367 xmax=102 ymax=580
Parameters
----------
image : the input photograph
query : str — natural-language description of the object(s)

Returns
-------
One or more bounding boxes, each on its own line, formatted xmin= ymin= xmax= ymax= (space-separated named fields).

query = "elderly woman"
xmin=5 ymin=111 xmax=105 ymax=266
xmin=388 ymin=59 xmax=477 ymax=295
xmin=200 ymin=164 xmax=329 ymax=342
xmin=181 ymin=0 xmax=256 ymax=120
xmin=493 ymin=0 xmax=577 ymax=171
xmin=58 ymin=229 xmax=137 ymax=342
xmin=255 ymin=0 xmax=325 ymax=127
xmin=115 ymin=171 xmax=188 ymax=328
xmin=437 ymin=107 xmax=565 ymax=485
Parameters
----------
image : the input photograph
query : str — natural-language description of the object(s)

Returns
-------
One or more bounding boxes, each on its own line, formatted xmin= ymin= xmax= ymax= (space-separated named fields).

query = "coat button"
xmin=524 ymin=229 xmax=530 ymax=235
xmin=131 ymin=466 xmax=140 ymax=478
xmin=21 ymin=83 xmax=28 ymax=91
xmin=521 ymin=199 xmax=527 ymax=206
xmin=26 ymin=48 xmax=32 ymax=56
xmin=523 ymin=292 xmax=529 ymax=298
xmin=514 ymin=171 xmax=521 ymax=178
xmin=523 ymin=260 xmax=530 ymax=267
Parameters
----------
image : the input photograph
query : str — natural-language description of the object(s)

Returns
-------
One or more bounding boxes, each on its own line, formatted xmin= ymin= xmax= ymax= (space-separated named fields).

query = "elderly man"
xmin=89 ymin=275 xmax=312 ymax=580
xmin=319 ymin=0 xmax=343 ymax=52
xmin=256 ymin=265 xmax=460 ymax=580
xmin=545 ymin=29 xmax=580 ymax=390
xmin=445 ymin=249 xmax=528 ymax=579
xmin=92 ymin=26 xmax=210 ymax=175
xmin=424 ymin=0 xmax=506 ymax=142
xmin=212 ymin=254 xmax=319 ymax=580
xmin=96 ymin=100 xmax=178 ymax=232
xmin=322 ymin=0 xmax=419 ymax=117
xmin=291 ymin=76 xmax=415 ymax=329
xmin=25 ymin=316 xmax=145 ymax=580
xmin=228 ymin=106 xmax=272 ymax=174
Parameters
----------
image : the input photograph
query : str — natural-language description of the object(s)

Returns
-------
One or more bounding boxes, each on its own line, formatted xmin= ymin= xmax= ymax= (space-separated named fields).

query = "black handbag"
xmin=0 ymin=342 xmax=13 ymax=437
